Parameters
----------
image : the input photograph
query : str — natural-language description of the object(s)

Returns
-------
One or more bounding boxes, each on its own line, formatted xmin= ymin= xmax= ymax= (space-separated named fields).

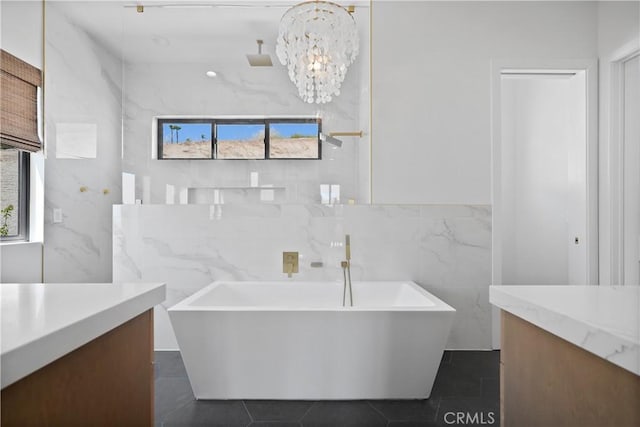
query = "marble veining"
xmin=43 ymin=0 xmax=369 ymax=287
xmin=113 ymin=204 xmax=492 ymax=350
xmin=490 ymin=285 xmax=640 ymax=376
xmin=122 ymin=52 xmax=367 ymax=205
xmin=44 ymin=3 xmax=123 ymax=282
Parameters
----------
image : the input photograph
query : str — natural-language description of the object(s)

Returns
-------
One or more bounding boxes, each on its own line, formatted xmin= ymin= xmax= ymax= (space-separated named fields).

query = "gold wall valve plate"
xmin=283 ymin=252 xmax=299 ymax=275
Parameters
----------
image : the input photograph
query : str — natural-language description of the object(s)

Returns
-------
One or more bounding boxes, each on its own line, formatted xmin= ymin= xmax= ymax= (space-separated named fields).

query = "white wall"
xmin=0 ymin=0 xmax=42 ymax=69
xmin=501 ymin=75 xmax=585 ymax=285
xmin=371 ymin=1 xmax=598 ymax=204
xmin=622 ymin=55 xmax=640 ymax=285
xmin=0 ymin=0 xmax=44 ymax=283
xmin=0 ymin=242 xmax=43 ymax=283
xmin=597 ymin=1 xmax=640 ymax=285
xmin=43 ymin=3 xmax=123 ymax=282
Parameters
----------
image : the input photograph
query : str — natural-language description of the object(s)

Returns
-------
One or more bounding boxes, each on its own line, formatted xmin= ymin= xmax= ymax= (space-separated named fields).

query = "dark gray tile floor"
xmin=155 ymin=350 xmax=500 ymax=426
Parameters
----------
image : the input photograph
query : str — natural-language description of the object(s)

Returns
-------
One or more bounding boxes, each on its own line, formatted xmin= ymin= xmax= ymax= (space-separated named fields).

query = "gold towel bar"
xmin=329 ymin=131 xmax=363 ymax=138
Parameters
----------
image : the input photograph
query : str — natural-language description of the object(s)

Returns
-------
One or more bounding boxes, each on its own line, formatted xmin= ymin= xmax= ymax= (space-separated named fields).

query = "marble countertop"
xmin=490 ymin=285 xmax=640 ymax=376
xmin=1 ymin=282 xmax=166 ymax=389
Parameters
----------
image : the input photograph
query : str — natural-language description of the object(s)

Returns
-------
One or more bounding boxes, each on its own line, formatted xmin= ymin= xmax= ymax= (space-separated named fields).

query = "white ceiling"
xmin=53 ymin=1 xmax=370 ymax=65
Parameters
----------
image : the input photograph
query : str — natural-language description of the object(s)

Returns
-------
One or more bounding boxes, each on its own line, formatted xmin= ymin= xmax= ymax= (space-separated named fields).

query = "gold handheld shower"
xmin=346 ymin=234 xmax=351 ymax=261
xmin=343 ymin=234 xmax=353 ymax=306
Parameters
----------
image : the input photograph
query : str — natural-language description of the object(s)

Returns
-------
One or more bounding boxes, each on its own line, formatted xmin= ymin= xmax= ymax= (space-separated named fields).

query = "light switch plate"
xmin=53 ymin=208 xmax=63 ymax=223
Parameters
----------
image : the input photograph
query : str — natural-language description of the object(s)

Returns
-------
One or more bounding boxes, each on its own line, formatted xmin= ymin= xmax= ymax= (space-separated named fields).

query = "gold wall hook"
xmin=136 ymin=5 xmax=144 ymax=13
xmin=79 ymin=186 xmax=88 ymax=193
xmin=103 ymin=189 xmax=110 ymax=195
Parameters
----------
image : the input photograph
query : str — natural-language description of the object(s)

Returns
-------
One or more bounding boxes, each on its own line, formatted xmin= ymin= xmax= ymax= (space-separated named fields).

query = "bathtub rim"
xmin=168 ymin=280 xmax=456 ymax=313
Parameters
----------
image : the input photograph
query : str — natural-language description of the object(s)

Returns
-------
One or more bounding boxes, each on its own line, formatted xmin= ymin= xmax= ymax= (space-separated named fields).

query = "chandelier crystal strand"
xmin=276 ymin=1 xmax=359 ymax=104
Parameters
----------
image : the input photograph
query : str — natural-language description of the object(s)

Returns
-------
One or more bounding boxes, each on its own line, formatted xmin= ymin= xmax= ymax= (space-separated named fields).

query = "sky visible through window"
xmin=162 ymin=123 xmax=211 ymax=143
xmin=270 ymin=123 xmax=318 ymax=138
xmin=162 ymin=122 xmax=318 ymax=143
xmin=217 ymin=124 xmax=265 ymax=141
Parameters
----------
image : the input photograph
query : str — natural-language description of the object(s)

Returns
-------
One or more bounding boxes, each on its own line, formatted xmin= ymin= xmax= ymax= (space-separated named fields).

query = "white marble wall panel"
xmin=44 ymin=3 xmax=123 ymax=282
xmin=123 ymin=56 xmax=368 ymax=205
xmin=114 ymin=204 xmax=492 ymax=350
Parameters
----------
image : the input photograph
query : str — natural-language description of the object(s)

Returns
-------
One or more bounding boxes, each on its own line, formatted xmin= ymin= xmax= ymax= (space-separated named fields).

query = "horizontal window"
xmin=157 ymin=118 xmax=321 ymax=160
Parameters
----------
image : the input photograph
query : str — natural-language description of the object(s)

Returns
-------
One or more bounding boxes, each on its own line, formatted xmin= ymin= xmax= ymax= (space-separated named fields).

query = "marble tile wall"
xmin=123 ymin=56 xmax=368 ymax=205
xmin=113 ymin=204 xmax=492 ymax=350
xmin=44 ymin=2 xmax=369 ymax=283
xmin=44 ymin=3 xmax=123 ymax=282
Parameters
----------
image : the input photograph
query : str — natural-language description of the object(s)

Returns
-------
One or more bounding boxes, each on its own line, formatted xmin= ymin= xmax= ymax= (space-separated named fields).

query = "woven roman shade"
xmin=1 ymin=49 xmax=42 ymax=152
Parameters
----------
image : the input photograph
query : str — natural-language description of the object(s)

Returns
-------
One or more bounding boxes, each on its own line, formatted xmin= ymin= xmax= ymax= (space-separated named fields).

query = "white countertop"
xmin=1 ymin=282 xmax=166 ymax=389
xmin=490 ymin=285 xmax=640 ymax=376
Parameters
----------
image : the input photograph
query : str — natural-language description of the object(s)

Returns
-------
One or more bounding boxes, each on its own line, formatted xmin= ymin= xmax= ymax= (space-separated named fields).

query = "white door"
xmin=500 ymin=72 xmax=588 ymax=285
xmin=623 ymin=55 xmax=640 ymax=285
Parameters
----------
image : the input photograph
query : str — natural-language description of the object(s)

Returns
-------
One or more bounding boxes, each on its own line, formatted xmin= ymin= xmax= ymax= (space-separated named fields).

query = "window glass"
xmin=268 ymin=122 xmax=320 ymax=159
xmin=159 ymin=121 xmax=212 ymax=159
xmin=0 ymin=146 xmax=28 ymax=240
xmin=156 ymin=118 xmax=321 ymax=160
xmin=216 ymin=123 xmax=265 ymax=160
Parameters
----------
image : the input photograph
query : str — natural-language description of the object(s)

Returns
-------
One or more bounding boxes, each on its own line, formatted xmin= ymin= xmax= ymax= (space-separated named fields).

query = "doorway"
xmin=500 ymin=71 xmax=587 ymax=285
xmin=490 ymin=61 xmax=598 ymax=348
xmin=621 ymin=53 xmax=640 ymax=285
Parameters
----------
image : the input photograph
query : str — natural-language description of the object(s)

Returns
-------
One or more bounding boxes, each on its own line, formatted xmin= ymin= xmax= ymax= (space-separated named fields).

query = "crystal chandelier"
xmin=276 ymin=1 xmax=359 ymax=104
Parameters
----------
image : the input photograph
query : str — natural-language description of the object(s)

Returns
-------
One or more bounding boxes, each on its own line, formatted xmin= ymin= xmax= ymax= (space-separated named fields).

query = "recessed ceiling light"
xmin=206 ymin=71 xmax=217 ymax=78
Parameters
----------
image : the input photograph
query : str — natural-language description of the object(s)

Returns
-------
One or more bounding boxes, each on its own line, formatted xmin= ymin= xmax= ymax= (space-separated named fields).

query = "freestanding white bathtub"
xmin=168 ymin=281 xmax=455 ymax=400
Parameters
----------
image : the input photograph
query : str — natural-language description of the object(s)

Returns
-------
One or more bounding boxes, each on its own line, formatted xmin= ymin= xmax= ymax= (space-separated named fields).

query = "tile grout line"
xmin=366 ymin=401 xmax=389 ymax=422
xmin=434 ymin=398 xmax=443 ymax=424
xmin=154 ymin=351 xmax=500 ymax=425
xmin=154 ymin=371 xmax=197 ymax=425
xmin=241 ymin=400 xmax=254 ymax=425
xmin=155 ymin=393 xmax=193 ymax=424
xmin=297 ymin=401 xmax=317 ymax=423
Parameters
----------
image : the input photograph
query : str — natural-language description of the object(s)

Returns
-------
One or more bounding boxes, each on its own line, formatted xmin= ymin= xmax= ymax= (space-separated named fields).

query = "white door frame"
xmin=489 ymin=58 xmax=599 ymax=349
xmin=608 ymin=46 xmax=640 ymax=285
